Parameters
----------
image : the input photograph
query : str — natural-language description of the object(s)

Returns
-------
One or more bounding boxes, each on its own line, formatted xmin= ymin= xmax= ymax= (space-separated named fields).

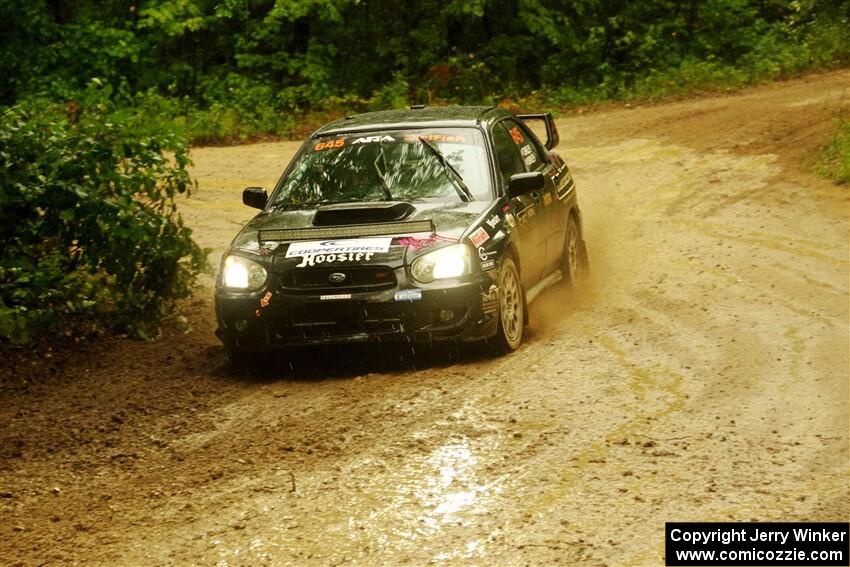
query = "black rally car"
xmin=215 ymin=106 xmax=588 ymax=359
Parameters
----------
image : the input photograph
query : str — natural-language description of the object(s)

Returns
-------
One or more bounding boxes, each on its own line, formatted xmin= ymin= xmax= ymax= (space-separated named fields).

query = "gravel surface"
xmin=1 ymin=70 xmax=848 ymax=566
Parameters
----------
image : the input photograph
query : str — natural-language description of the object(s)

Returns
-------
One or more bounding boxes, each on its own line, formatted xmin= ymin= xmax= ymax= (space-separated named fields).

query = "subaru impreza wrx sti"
xmin=215 ymin=106 xmax=588 ymax=361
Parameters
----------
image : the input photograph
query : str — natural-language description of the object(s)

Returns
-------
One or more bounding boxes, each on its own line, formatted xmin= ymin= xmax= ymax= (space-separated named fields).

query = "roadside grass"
xmin=818 ymin=108 xmax=850 ymax=184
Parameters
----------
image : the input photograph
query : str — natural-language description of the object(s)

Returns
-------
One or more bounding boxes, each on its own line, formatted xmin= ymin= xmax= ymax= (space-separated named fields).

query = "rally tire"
xmin=562 ymin=215 xmax=588 ymax=288
xmin=493 ymin=256 xmax=525 ymax=354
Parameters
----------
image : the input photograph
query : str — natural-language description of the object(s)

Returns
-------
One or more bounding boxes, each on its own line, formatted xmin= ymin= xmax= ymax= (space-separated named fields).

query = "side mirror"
xmin=508 ymin=172 xmax=545 ymax=198
xmin=242 ymin=187 xmax=268 ymax=209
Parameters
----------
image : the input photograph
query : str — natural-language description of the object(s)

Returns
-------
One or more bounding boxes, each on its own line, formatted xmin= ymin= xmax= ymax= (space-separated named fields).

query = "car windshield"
xmin=269 ymin=128 xmax=492 ymax=208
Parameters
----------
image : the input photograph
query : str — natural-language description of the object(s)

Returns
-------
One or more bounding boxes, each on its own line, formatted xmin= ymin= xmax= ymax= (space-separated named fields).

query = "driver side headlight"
xmin=410 ymin=244 xmax=471 ymax=283
xmin=222 ymin=255 xmax=267 ymax=291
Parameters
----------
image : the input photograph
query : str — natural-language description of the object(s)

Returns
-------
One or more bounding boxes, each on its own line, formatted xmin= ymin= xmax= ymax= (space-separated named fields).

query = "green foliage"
xmin=420 ymin=54 xmax=497 ymax=103
xmin=819 ymin=109 xmax=850 ymax=184
xmin=183 ymin=74 xmax=298 ymax=144
xmin=1 ymin=1 xmax=848 ymax=143
xmin=369 ymin=73 xmax=410 ymax=111
xmin=0 ymin=83 xmax=207 ymax=343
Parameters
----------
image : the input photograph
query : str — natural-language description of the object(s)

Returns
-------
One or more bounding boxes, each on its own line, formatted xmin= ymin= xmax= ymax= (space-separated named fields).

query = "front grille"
xmin=278 ymin=299 xmax=470 ymax=341
xmin=284 ymin=302 xmax=406 ymax=338
xmin=278 ymin=266 xmax=396 ymax=292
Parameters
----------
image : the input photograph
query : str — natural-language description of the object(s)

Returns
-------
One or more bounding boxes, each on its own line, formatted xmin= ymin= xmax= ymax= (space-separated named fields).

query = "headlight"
xmin=222 ymin=255 xmax=267 ymax=291
xmin=410 ymin=244 xmax=471 ymax=283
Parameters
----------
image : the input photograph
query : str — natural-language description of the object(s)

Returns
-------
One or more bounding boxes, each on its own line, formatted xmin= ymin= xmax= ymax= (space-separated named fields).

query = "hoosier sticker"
xmin=294 ymin=252 xmax=374 ymax=268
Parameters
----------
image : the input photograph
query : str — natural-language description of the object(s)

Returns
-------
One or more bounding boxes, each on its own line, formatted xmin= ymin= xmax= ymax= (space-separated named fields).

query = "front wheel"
xmin=492 ymin=256 xmax=525 ymax=354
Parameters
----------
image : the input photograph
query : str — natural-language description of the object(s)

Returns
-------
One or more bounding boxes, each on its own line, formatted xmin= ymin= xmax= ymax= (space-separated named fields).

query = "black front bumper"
xmin=215 ymin=271 xmax=499 ymax=350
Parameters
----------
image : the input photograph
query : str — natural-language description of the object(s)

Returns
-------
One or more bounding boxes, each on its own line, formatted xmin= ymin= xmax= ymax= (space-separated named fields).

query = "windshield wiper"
xmin=373 ymin=143 xmax=394 ymax=201
xmin=418 ymin=136 xmax=473 ymax=202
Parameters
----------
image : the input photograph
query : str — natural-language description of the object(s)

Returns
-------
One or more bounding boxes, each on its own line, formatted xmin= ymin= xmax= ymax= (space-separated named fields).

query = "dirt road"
xmin=2 ymin=71 xmax=848 ymax=566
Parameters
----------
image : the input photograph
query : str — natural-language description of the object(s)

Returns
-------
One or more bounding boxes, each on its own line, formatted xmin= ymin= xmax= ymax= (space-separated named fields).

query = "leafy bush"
xmin=418 ymin=55 xmax=496 ymax=104
xmin=802 ymin=17 xmax=850 ymax=67
xmin=368 ymin=73 xmax=410 ymax=111
xmin=0 ymin=82 xmax=207 ymax=343
xmin=183 ymin=74 xmax=297 ymax=144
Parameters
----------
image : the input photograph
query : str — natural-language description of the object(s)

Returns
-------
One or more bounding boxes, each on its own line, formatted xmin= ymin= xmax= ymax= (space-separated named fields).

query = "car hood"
xmin=230 ymin=200 xmax=497 ymax=270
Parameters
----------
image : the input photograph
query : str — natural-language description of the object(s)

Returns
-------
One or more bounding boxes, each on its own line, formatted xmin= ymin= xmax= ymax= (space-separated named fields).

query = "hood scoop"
xmin=313 ymin=201 xmax=414 ymax=226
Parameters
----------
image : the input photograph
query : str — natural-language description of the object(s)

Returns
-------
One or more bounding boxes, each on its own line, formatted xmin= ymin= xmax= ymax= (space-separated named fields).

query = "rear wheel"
xmin=562 ymin=215 xmax=588 ymax=288
xmin=493 ymin=256 xmax=524 ymax=353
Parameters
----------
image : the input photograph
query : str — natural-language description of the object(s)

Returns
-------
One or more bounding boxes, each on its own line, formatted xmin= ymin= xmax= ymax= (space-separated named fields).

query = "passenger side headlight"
xmin=411 ymin=244 xmax=471 ymax=283
xmin=222 ymin=255 xmax=267 ymax=291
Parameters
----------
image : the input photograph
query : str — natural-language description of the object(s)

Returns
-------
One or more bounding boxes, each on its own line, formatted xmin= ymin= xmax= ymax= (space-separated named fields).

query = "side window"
xmin=492 ymin=122 xmax=526 ymax=186
xmin=503 ymin=119 xmax=546 ymax=171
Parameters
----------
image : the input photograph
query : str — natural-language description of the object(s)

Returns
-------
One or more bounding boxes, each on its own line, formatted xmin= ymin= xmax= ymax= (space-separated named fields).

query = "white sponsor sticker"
xmin=394 ymin=289 xmax=422 ymax=302
xmin=505 ymin=213 xmax=516 ymax=228
xmin=320 ymin=294 xmax=352 ymax=301
xmin=287 ymin=238 xmax=391 ymax=258
xmin=486 ymin=214 xmax=500 ymax=229
xmin=295 ymin=252 xmax=375 ymax=268
xmin=351 ymin=135 xmax=396 ymax=144
xmin=480 ymin=259 xmax=496 ymax=271
xmin=469 ymin=227 xmax=489 ymax=247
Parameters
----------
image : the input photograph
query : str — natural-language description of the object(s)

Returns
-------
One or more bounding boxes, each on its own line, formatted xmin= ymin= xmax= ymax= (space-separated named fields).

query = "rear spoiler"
xmin=517 ymin=112 xmax=559 ymax=150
